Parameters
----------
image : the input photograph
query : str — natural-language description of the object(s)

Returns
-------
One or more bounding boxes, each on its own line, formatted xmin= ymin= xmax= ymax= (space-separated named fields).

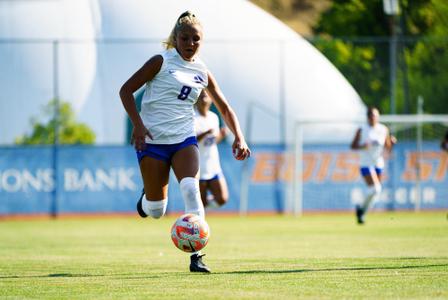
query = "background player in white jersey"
xmin=119 ymin=11 xmax=250 ymax=273
xmin=351 ymin=107 xmax=396 ymax=224
xmin=195 ymin=90 xmax=229 ymax=208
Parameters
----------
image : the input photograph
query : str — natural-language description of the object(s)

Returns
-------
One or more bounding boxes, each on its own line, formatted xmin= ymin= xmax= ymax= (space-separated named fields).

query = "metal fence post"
xmin=51 ymin=40 xmax=60 ymax=218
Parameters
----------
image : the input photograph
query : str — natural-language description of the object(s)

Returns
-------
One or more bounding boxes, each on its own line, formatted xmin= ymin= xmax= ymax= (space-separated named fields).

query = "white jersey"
xmin=140 ymin=48 xmax=208 ymax=144
xmin=358 ymin=123 xmax=389 ymax=168
xmin=195 ymin=110 xmax=223 ymax=180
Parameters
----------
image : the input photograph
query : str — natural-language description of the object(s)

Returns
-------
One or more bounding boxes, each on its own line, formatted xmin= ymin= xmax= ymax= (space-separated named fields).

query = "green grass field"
xmin=0 ymin=211 xmax=447 ymax=299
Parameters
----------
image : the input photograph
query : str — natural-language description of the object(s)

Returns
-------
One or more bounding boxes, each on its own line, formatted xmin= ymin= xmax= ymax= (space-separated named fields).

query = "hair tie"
xmin=178 ymin=11 xmax=195 ymax=22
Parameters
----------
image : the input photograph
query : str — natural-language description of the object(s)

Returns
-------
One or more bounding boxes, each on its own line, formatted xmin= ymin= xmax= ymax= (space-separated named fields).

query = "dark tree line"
xmin=312 ymin=0 xmax=448 ymax=114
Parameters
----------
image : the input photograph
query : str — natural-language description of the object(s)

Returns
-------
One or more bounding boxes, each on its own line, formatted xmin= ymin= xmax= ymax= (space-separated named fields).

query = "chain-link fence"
xmin=1 ymin=37 xmax=447 ymax=216
xmin=308 ymin=36 xmax=448 ymax=116
xmin=1 ymin=36 xmax=447 ymax=147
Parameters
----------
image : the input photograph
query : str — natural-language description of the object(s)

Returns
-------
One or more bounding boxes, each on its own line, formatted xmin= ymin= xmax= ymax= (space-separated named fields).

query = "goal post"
xmin=290 ymin=114 xmax=448 ymax=216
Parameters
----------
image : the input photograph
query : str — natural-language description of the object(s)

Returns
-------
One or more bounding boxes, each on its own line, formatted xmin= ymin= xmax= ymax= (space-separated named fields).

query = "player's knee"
xmin=215 ymin=194 xmax=228 ymax=206
xmin=367 ymin=184 xmax=382 ymax=196
xmin=374 ymin=183 xmax=382 ymax=194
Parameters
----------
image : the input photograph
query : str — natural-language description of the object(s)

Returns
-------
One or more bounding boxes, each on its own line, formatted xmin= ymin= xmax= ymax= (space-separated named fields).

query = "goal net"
xmin=287 ymin=114 xmax=448 ymax=215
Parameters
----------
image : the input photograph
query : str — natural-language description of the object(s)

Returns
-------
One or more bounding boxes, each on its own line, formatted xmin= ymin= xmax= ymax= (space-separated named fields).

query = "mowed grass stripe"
xmin=0 ymin=212 xmax=447 ymax=299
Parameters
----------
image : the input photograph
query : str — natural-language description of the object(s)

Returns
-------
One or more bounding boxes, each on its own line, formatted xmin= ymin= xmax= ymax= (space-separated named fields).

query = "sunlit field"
xmin=0 ymin=212 xmax=447 ymax=299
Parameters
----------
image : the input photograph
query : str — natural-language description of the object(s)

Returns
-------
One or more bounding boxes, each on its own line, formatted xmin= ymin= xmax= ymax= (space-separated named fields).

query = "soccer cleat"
xmin=190 ymin=254 xmax=211 ymax=273
xmin=136 ymin=189 xmax=148 ymax=218
xmin=356 ymin=205 xmax=365 ymax=224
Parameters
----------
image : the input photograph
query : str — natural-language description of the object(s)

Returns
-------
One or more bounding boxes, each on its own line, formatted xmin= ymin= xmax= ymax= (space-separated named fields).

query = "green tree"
xmin=16 ymin=99 xmax=95 ymax=145
xmin=406 ymin=0 xmax=448 ymax=113
xmin=312 ymin=0 xmax=447 ymax=113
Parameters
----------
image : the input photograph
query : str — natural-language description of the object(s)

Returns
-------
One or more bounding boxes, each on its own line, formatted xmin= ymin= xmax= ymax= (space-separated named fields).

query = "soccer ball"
xmin=171 ymin=213 xmax=210 ymax=253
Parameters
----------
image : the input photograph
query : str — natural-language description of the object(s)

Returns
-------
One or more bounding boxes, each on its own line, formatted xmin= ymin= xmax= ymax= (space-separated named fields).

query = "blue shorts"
xmin=199 ymin=173 xmax=221 ymax=182
xmin=360 ymin=167 xmax=383 ymax=177
xmin=136 ymin=136 xmax=198 ymax=163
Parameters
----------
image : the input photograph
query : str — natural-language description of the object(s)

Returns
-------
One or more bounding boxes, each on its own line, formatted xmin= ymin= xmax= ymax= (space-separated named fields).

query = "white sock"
xmin=362 ymin=184 xmax=382 ymax=212
xmin=141 ymin=196 xmax=167 ymax=219
xmin=206 ymin=195 xmax=220 ymax=209
xmin=179 ymin=177 xmax=205 ymax=219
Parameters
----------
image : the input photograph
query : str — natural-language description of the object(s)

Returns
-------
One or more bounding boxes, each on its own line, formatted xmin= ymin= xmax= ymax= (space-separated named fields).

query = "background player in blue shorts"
xmin=351 ymin=107 xmax=396 ymax=224
xmin=195 ymin=90 xmax=229 ymax=208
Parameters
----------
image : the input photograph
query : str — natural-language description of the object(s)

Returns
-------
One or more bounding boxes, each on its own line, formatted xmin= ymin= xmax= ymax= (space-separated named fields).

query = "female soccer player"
xmin=195 ymin=90 xmax=229 ymax=208
xmin=119 ymin=11 xmax=250 ymax=273
xmin=350 ymin=107 xmax=396 ymax=224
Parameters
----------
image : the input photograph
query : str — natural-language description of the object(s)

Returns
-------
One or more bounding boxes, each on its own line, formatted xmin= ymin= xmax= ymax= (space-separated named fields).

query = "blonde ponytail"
xmin=163 ymin=11 xmax=201 ymax=49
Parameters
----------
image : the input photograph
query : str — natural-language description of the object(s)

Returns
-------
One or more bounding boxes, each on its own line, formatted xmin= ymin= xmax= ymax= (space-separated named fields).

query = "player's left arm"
xmin=385 ymin=127 xmax=397 ymax=152
xmin=216 ymin=127 xmax=228 ymax=144
xmin=205 ymin=71 xmax=250 ymax=160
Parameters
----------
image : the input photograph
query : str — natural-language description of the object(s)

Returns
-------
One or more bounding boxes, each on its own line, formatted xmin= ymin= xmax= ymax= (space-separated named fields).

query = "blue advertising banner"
xmin=0 ymin=143 xmax=447 ymax=216
xmin=249 ymin=143 xmax=448 ymax=211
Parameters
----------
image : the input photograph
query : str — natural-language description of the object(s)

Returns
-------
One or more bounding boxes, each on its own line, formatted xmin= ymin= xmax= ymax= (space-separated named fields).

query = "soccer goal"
xmin=288 ymin=114 xmax=448 ymax=216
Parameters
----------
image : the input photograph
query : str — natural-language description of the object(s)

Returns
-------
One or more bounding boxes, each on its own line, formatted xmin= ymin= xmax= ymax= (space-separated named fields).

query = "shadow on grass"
xmin=0 ymin=273 xmax=104 ymax=279
xmin=220 ymin=263 xmax=448 ymax=275
xmin=0 ymin=273 xmax=164 ymax=279
xmin=1 ymin=260 xmax=447 ymax=279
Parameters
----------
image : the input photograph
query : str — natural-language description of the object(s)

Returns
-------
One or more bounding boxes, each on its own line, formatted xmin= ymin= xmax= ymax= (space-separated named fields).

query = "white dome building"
xmin=0 ymin=0 xmax=365 ymax=145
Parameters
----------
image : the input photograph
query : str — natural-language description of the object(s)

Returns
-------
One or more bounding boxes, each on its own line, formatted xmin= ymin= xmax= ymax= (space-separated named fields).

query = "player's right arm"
xmin=350 ymin=128 xmax=366 ymax=150
xmin=196 ymin=129 xmax=213 ymax=142
xmin=119 ymin=55 xmax=163 ymax=151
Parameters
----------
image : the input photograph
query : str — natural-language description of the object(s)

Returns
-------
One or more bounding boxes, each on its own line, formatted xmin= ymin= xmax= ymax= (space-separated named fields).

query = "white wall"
xmin=0 ymin=0 xmax=365 ymax=145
